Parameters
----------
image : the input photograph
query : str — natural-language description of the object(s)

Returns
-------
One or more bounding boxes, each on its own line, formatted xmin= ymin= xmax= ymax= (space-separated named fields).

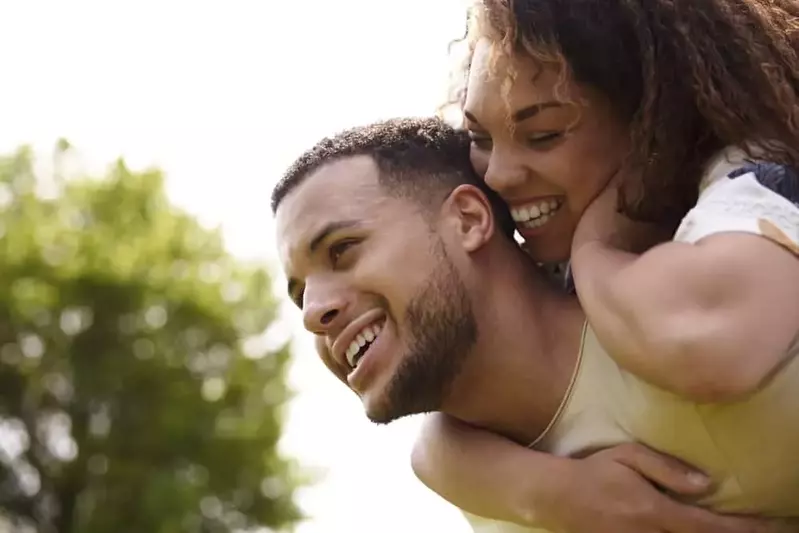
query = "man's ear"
xmin=442 ymin=184 xmax=496 ymax=252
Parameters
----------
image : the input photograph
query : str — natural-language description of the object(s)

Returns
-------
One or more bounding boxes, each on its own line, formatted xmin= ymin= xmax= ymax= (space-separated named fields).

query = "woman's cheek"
xmin=469 ymin=148 xmax=489 ymax=177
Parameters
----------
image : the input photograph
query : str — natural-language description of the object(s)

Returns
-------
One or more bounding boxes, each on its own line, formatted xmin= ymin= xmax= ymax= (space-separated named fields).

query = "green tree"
xmin=0 ymin=144 xmax=302 ymax=533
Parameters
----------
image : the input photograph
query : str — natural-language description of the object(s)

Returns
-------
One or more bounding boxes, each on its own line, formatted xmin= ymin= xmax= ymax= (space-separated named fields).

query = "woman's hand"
xmin=413 ymin=418 xmax=788 ymax=533
xmin=534 ymin=443 xmax=792 ymax=533
xmin=572 ymin=179 xmax=670 ymax=255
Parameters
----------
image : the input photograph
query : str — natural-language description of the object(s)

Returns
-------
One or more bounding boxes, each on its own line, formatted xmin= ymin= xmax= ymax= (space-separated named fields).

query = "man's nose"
xmin=484 ymin=150 xmax=528 ymax=196
xmin=302 ymin=281 xmax=348 ymax=335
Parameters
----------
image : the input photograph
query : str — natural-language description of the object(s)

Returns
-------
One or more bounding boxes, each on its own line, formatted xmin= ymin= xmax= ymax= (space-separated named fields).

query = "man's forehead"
xmin=275 ymin=156 xmax=385 ymax=261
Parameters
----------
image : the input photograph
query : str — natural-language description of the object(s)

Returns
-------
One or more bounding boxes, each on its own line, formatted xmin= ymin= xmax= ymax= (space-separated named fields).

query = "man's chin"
xmin=365 ymin=412 xmax=394 ymax=425
xmin=361 ymin=391 xmax=404 ymax=425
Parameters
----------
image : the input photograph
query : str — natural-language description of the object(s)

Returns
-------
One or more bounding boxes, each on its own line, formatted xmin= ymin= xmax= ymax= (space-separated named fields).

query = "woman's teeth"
xmin=511 ymin=199 xmax=563 ymax=229
xmin=345 ymin=322 xmax=383 ymax=369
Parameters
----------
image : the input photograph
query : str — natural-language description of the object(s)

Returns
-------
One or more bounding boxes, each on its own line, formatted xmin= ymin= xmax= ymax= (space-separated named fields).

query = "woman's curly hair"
xmin=448 ymin=0 xmax=799 ymax=225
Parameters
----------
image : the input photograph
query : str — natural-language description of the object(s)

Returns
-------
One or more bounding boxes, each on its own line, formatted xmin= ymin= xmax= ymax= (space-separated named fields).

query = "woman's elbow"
xmin=666 ymin=365 xmax=763 ymax=403
xmin=653 ymin=334 xmax=777 ymax=403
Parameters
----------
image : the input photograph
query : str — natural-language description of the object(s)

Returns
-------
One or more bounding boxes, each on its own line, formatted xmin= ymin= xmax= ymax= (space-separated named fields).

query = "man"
xmin=271 ymin=117 xmax=799 ymax=532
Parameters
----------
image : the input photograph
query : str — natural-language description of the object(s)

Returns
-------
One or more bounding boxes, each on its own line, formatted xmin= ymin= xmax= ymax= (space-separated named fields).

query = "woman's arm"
xmin=571 ymin=236 xmax=799 ymax=401
xmin=570 ymin=166 xmax=799 ymax=402
xmin=412 ymin=414 xmax=799 ymax=533
xmin=412 ymin=414 xmax=722 ymax=532
xmin=411 ymin=414 xmax=568 ymax=526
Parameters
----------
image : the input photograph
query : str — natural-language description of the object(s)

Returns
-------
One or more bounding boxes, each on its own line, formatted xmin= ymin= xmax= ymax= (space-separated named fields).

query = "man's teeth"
xmin=345 ymin=323 xmax=382 ymax=369
xmin=511 ymin=199 xmax=562 ymax=229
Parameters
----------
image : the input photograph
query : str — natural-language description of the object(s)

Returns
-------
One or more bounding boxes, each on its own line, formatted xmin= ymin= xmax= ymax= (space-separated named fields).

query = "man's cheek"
xmin=315 ymin=334 xmax=349 ymax=385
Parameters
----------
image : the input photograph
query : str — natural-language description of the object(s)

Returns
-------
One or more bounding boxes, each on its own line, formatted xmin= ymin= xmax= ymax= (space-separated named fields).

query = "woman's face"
xmin=464 ymin=39 xmax=630 ymax=263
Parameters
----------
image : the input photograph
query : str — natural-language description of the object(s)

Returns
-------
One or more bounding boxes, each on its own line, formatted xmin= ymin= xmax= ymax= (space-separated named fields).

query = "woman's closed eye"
xmin=469 ymin=131 xmax=562 ymax=151
xmin=525 ymin=131 xmax=563 ymax=147
xmin=468 ymin=132 xmax=493 ymax=151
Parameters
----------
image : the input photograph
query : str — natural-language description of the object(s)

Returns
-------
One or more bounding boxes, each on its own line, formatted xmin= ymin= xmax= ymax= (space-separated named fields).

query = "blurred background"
xmin=0 ymin=1 xmax=472 ymax=532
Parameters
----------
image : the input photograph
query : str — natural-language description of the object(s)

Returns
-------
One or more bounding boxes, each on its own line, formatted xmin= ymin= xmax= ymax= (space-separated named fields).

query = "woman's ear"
xmin=442 ymin=184 xmax=496 ymax=252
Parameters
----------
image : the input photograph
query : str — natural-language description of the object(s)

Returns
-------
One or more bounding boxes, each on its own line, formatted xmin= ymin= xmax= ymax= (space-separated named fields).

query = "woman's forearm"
xmin=411 ymin=413 xmax=569 ymax=527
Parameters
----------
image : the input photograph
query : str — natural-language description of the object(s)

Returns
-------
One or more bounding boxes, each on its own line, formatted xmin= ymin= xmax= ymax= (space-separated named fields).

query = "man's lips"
xmin=330 ymin=309 xmax=386 ymax=371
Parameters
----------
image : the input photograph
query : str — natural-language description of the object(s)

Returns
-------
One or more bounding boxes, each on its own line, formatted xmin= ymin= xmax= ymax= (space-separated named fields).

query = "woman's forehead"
xmin=465 ymin=42 xmax=570 ymax=119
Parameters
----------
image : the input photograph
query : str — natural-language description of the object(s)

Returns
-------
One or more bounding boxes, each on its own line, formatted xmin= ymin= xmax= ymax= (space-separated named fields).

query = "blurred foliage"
xmin=0 ymin=145 xmax=302 ymax=533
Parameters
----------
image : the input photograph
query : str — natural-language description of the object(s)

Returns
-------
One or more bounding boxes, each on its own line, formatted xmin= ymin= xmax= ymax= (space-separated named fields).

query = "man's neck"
xmin=442 ymin=247 xmax=585 ymax=445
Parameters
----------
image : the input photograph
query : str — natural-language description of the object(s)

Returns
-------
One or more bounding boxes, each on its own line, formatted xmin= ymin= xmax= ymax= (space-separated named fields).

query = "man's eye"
xmin=329 ymin=239 xmax=359 ymax=266
xmin=292 ymin=289 xmax=304 ymax=309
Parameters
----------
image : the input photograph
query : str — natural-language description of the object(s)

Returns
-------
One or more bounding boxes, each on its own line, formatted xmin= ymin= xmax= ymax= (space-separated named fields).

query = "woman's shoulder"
xmin=675 ymin=146 xmax=799 ymax=254
xmin=700 ymin=145 xmax=799 ymax=205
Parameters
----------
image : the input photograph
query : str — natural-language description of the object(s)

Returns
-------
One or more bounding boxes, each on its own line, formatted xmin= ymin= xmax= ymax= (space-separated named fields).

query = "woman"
xmin=412 ymin=0 xmax=799 ymax=531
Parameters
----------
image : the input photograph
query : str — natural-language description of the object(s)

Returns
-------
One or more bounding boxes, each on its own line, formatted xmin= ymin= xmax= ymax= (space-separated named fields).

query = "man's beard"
xmin=367 ymin=245 xmax=478 ymax=424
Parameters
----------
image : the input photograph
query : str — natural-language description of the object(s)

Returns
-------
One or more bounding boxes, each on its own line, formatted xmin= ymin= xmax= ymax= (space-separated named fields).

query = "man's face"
xmin=275 ymin=156 xmax=478 ymax=423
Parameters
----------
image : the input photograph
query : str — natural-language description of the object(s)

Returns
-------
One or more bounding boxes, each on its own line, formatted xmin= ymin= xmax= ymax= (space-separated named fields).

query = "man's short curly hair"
xmin=271 ymin=117 xmax=514 ymax=238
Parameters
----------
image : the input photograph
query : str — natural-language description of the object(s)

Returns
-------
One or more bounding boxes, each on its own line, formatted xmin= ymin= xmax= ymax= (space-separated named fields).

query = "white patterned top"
xmin=674 ymin=146 xmax=799 ymax=254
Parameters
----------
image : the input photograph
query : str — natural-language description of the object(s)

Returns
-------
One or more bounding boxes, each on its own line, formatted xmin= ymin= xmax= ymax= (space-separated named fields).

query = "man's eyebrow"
xmin=308 ymin=220 xmax=362 ymax=253
xmin=285 ymin=219 xmax=363 ymax=305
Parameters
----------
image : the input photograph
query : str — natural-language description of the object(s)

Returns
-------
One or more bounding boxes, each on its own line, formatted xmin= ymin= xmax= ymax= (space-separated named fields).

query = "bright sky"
xmin=0 ymin=1 xmax=472 ymax=532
